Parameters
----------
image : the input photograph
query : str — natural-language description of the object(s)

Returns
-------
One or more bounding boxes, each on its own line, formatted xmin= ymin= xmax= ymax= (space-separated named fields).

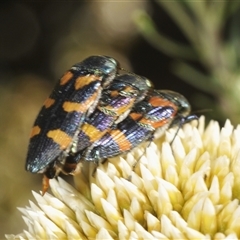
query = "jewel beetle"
xmin=62 ymin=73 xmax=153 ymax=174
xmin=74 ymin=74 xmax=152 ymax=151
xmin=82 ymin=89 xmax=198 ymax=162
xmin=25 ymin=56 xmax=120 ymax=191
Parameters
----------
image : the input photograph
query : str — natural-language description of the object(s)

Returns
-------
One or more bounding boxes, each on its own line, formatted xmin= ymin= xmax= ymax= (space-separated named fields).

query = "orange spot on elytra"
xmin=115 ymin=98 xmax=134 ymax=114
xmin=151 ymin=119 xmax=170 ymax=128
xmin=102 ymin=98 xmax=133 ymax=116
xmin=130 ymin=112 xmax=143 ymax=121
xmin=30 ymin=125 xmax=41 ymax=138
xmin=149 ymin=97 xmax=177 ymax=110
xmin=62 ymin=102 xmax=84 ymax=112
xmin=75 ymin=75 xmax=100 ymax=90
xmin=47 ymin=129 xmax=72 ymax=150
xmin=60 ymin=71 xmax=74 ymax=85
xmin=62 ymin=91 xmax=99 ymax=113
xmin=110 ymin=90 xmax=119 ymax=98
xmin=110 ymin=129 xmax=132 ymax=151
xmin=81 ymin=123 xmax=105 ymax=142
xmin=44 ymin=98 xmax=55 ymax=108
xmin=139 ymin=117 xmax=168 ymax=129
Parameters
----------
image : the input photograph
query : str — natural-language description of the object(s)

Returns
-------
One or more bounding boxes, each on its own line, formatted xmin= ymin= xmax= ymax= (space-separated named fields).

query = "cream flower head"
xmin=6 ymin=116 xmax=240 ymax=239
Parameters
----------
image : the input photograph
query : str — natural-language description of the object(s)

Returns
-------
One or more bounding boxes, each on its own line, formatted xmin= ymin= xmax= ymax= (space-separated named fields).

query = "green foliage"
xmin=134 ymin=1 xmax=240 ymax=124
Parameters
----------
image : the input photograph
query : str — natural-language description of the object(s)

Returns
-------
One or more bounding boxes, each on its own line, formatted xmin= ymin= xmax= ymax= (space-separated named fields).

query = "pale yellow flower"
xmin=6 ymin=116 xmax=240 ymax=239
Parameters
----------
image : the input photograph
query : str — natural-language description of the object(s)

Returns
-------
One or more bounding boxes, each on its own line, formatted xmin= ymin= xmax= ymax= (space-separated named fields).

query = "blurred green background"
xmin=1 ymin=1 xmax=240 ymax=237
